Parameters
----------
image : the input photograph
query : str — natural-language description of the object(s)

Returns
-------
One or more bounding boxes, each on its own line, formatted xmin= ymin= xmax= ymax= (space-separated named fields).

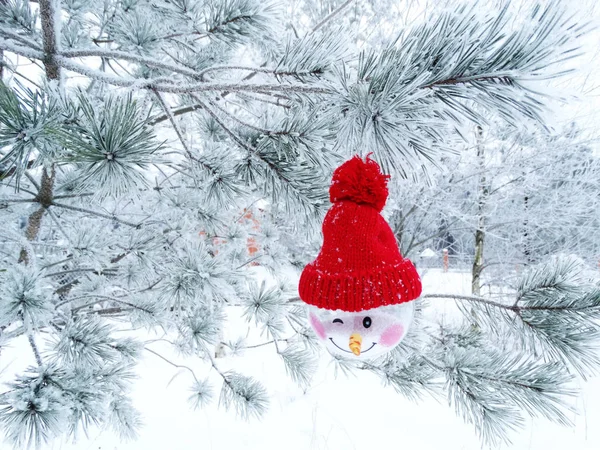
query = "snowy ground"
xmin=2 ymin=269 xmax=600 ymax=450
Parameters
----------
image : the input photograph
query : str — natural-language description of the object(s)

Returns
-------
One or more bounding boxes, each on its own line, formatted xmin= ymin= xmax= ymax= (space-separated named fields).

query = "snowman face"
xmin=308 ymin=302 xmax=414 ymax=360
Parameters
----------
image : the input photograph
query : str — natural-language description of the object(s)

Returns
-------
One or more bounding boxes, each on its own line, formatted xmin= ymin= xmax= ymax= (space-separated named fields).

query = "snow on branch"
xmin=427 ymin=256 xmax=600 ymax=379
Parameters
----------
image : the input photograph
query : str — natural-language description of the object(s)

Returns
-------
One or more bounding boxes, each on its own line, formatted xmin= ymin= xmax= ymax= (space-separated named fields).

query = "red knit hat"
xmin=299 ymin=155 xmax=422 ymax=312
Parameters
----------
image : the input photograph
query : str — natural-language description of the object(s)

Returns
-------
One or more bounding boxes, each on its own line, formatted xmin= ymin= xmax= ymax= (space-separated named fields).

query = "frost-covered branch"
xmin=61 ymin=49 xmax=207 ymax=80
xmin=151 ymin=89 xmax=193 ymax=156
xmin=422 ymin=293 xmax=511 ymax=310
xmin=443 ymin=256 xmax=600 ymax=378
xmin=51 ymin=202 xmax=141 ymax=228
xmin=0 ymin=28 xmax=42 ymax=50
xmin=145 ymin=347 xmax=199 ymax=383
xmin=38 ymin=0 xmax=60 ymax=80
xmin=27 ymin=333 xmax=43 ymax=366
xmin=311 ymin=0 xmax=354 ymax=32
xmin=0 ymin=38 xmax=45 ymax=60
xmin=147 ymin=103 xmax=205 ymax=125
xmin=197 ymin=64 xmax=326 ymax=78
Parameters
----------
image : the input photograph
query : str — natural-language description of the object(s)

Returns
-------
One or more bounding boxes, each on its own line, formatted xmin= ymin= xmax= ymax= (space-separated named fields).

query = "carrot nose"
xmin=349 ymin=333 xmax=363 ymax=356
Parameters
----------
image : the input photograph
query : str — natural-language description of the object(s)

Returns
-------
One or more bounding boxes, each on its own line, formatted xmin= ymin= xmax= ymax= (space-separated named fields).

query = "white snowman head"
xmin=308 ymin=302 xmax=414 ymax=359
xmin=298 ymin=155 xmax=422 ymax=360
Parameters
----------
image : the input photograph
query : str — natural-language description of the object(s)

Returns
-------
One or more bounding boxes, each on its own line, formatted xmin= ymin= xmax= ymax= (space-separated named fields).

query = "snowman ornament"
xmin=299 ymin=155 xmax=422 ymax=359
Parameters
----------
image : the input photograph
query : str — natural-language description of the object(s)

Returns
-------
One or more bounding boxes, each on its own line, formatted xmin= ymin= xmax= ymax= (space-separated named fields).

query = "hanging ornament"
xmin=299 ymin=155 xmax=422 ymax=359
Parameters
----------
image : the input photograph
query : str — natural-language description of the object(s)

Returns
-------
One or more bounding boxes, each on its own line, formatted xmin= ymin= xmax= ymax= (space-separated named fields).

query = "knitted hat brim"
xmin=299 ymin=258 xmax=422 ymax=312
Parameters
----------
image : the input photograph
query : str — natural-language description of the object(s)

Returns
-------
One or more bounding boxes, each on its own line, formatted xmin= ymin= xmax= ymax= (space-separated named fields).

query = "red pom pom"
xmin=329 ymin=154 xmax=390 ymax=212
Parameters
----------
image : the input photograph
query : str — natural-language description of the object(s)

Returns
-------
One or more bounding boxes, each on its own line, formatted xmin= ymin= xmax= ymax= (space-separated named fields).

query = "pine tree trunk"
xmin=0 ymin=0 xmax=5 ymax=80
xmin=0 ymin=3 xmax=5 ymax=352
xmin=523 ymin=194 xmax=534 ymax=265
xmin=472 ymin=229 xmax=484 ymax=295
xmin=39 ymin=0 xmax=61 ymax=81
xmin=18 ymin=167 xmax=56 ymax=263
xmin=472 ymin=125 xmax=488 ymax=295
xmin=18 ymin=0 xmax=60 ymax=264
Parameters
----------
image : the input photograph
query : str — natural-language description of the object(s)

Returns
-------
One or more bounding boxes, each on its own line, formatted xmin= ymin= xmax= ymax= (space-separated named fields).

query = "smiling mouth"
xmin=329 ymin=338 xmax=377 ymax=355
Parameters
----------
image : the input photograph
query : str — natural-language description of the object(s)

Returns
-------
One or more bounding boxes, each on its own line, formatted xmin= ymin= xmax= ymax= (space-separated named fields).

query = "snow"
xmin=2 ymin=269 xmax=599 ymax=450
xmin=420 ymin=248 xmax=437 ymax=258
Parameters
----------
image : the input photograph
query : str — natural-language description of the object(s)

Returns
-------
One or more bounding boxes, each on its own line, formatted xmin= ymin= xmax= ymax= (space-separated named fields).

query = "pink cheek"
xmin=309 ymin=313 xmax=326 ymax=340
xmin=379 ymin=324 xmax=404 ymax=347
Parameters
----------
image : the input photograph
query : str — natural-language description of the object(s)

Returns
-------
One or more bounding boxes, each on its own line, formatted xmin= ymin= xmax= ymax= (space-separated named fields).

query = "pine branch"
xmin=0 ymin=28 xmax=42 ymax=51
xmin=41 ymin=215 xmax=71 ymax=253
xmin=144 ymin=347 xmax=199 ymax=383
xmin=8 ymin=0 xmax=60 ymax=265
xmin=207 ymin=98 xmax=286 ymax=135
xmin=52 ymin=193 xmax=94 ymax=200
xmin=311 ymin=0 xmax=354 ymax=32
xmin=152 ymin=89 xmax=193 ymax=154
xmin=421 ymin=74 xmax=515 ymax=90
xmin=151 ymin=91 xmax=225 ymax=181
xmin=27 ymin=332 xmax=43 ymax=366
xmin=0 ymin=38 xmax=44 ymax=60
xmin=146 ymin=81 xmax=331 ymax=96
xmin=44 ymin=268 xmax=117 ymax=279
xmin=236 ymin=92 xmax=292 ymax=109
xmin=23 ymin=172 xmax=41 ymax=191
xmin=422 ymin=293 xmax=513 ymax=310
xmin=70 ymin=296 xmax=154 ymax=315
xmin=434 ymin=342 xmax=575 ymax=446
xmin=60 ymin=48 xmax=207 ymax=80
xmin=0 ymin=197 xmax=38 ymax=203
xmin=241 ymin=338 xmax=289 ymax=349
xmin=51 ymin=202 xmax=141 ymax=228
xmin=0 ymin=1 xmax=593 ymax=447
xmin=19 ymin=167 xmax=55 ymax=263
xmin=434 ymin=256 xmax=600 ymax=377
xmin=423 ymin=292 xmax=600 ymax=313
xmin=51 ymin=55 xmax=334 ymax=94
xmin=190 ymin=95 xmax=254 ymax=152
xmin=208 ymin=350 xmax=269 ymax=419
xmin=147 ymin=103 xmax=205 ymax=125
xmin=38 ymin=0 xmax=60 ymax=80
xmin=197 ymin=64 xmax=325 ymax=78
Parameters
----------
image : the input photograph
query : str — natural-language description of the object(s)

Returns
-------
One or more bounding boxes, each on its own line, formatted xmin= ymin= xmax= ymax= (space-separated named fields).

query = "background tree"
xmin=425 ymin=123 xmax=599 ymax=288
xmin=1 ymin=0 xmax=599 ymax=448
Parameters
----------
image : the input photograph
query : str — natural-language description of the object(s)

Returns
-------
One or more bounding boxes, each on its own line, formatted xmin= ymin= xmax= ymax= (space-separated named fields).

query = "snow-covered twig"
xmin=207 ymin=98 xmax=285 ymax=135
xmin=242 ymin=338 xmax=289 ymax=350
xmin=0 ymin=198 xmax=38 ymax=203
xmin=24 ymin=172 xmax=41 ymax=191
xmin=145 ymin=347 xmax=199 ymax=383
xmin=51 ymin=202 xmax=141 ymax=228
xmin=38 ymin=0 xmax=61 ymax=80
xmin=147 ymin=103 xmax=204 ymax=125
xmin=45 ymin=268 xmax=118 ymax=279
xmin=190 ymin=95 xmax=254 ymax=153
xmin=0 ymin=29 xmax=42 ymax=50
xmin=0 ymin=38 xmax=45 ymax=60
xmin=54 ymin=57 xmax=334 ymax=94
xmin=61 ymin=48 xmax=207 ymax=80
xmin=152 ymin=89 xmax=193 ymax=155
xmin=70 ymin=296 xmax=154 ymax=315
xmin=236 ymin=92 xmax=291 ymax=109
xmin=27 ymin=332 xmax=43 ymax=367
xmin=46 ymin=207 xmax=73 ymax=245
xmin=421 ymin=293 xmax=513 ymax=310
xmin=198 ymin=64 xmax=325 ymax=79
xmin=311 ymin=0 xmax=355 ymax=32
